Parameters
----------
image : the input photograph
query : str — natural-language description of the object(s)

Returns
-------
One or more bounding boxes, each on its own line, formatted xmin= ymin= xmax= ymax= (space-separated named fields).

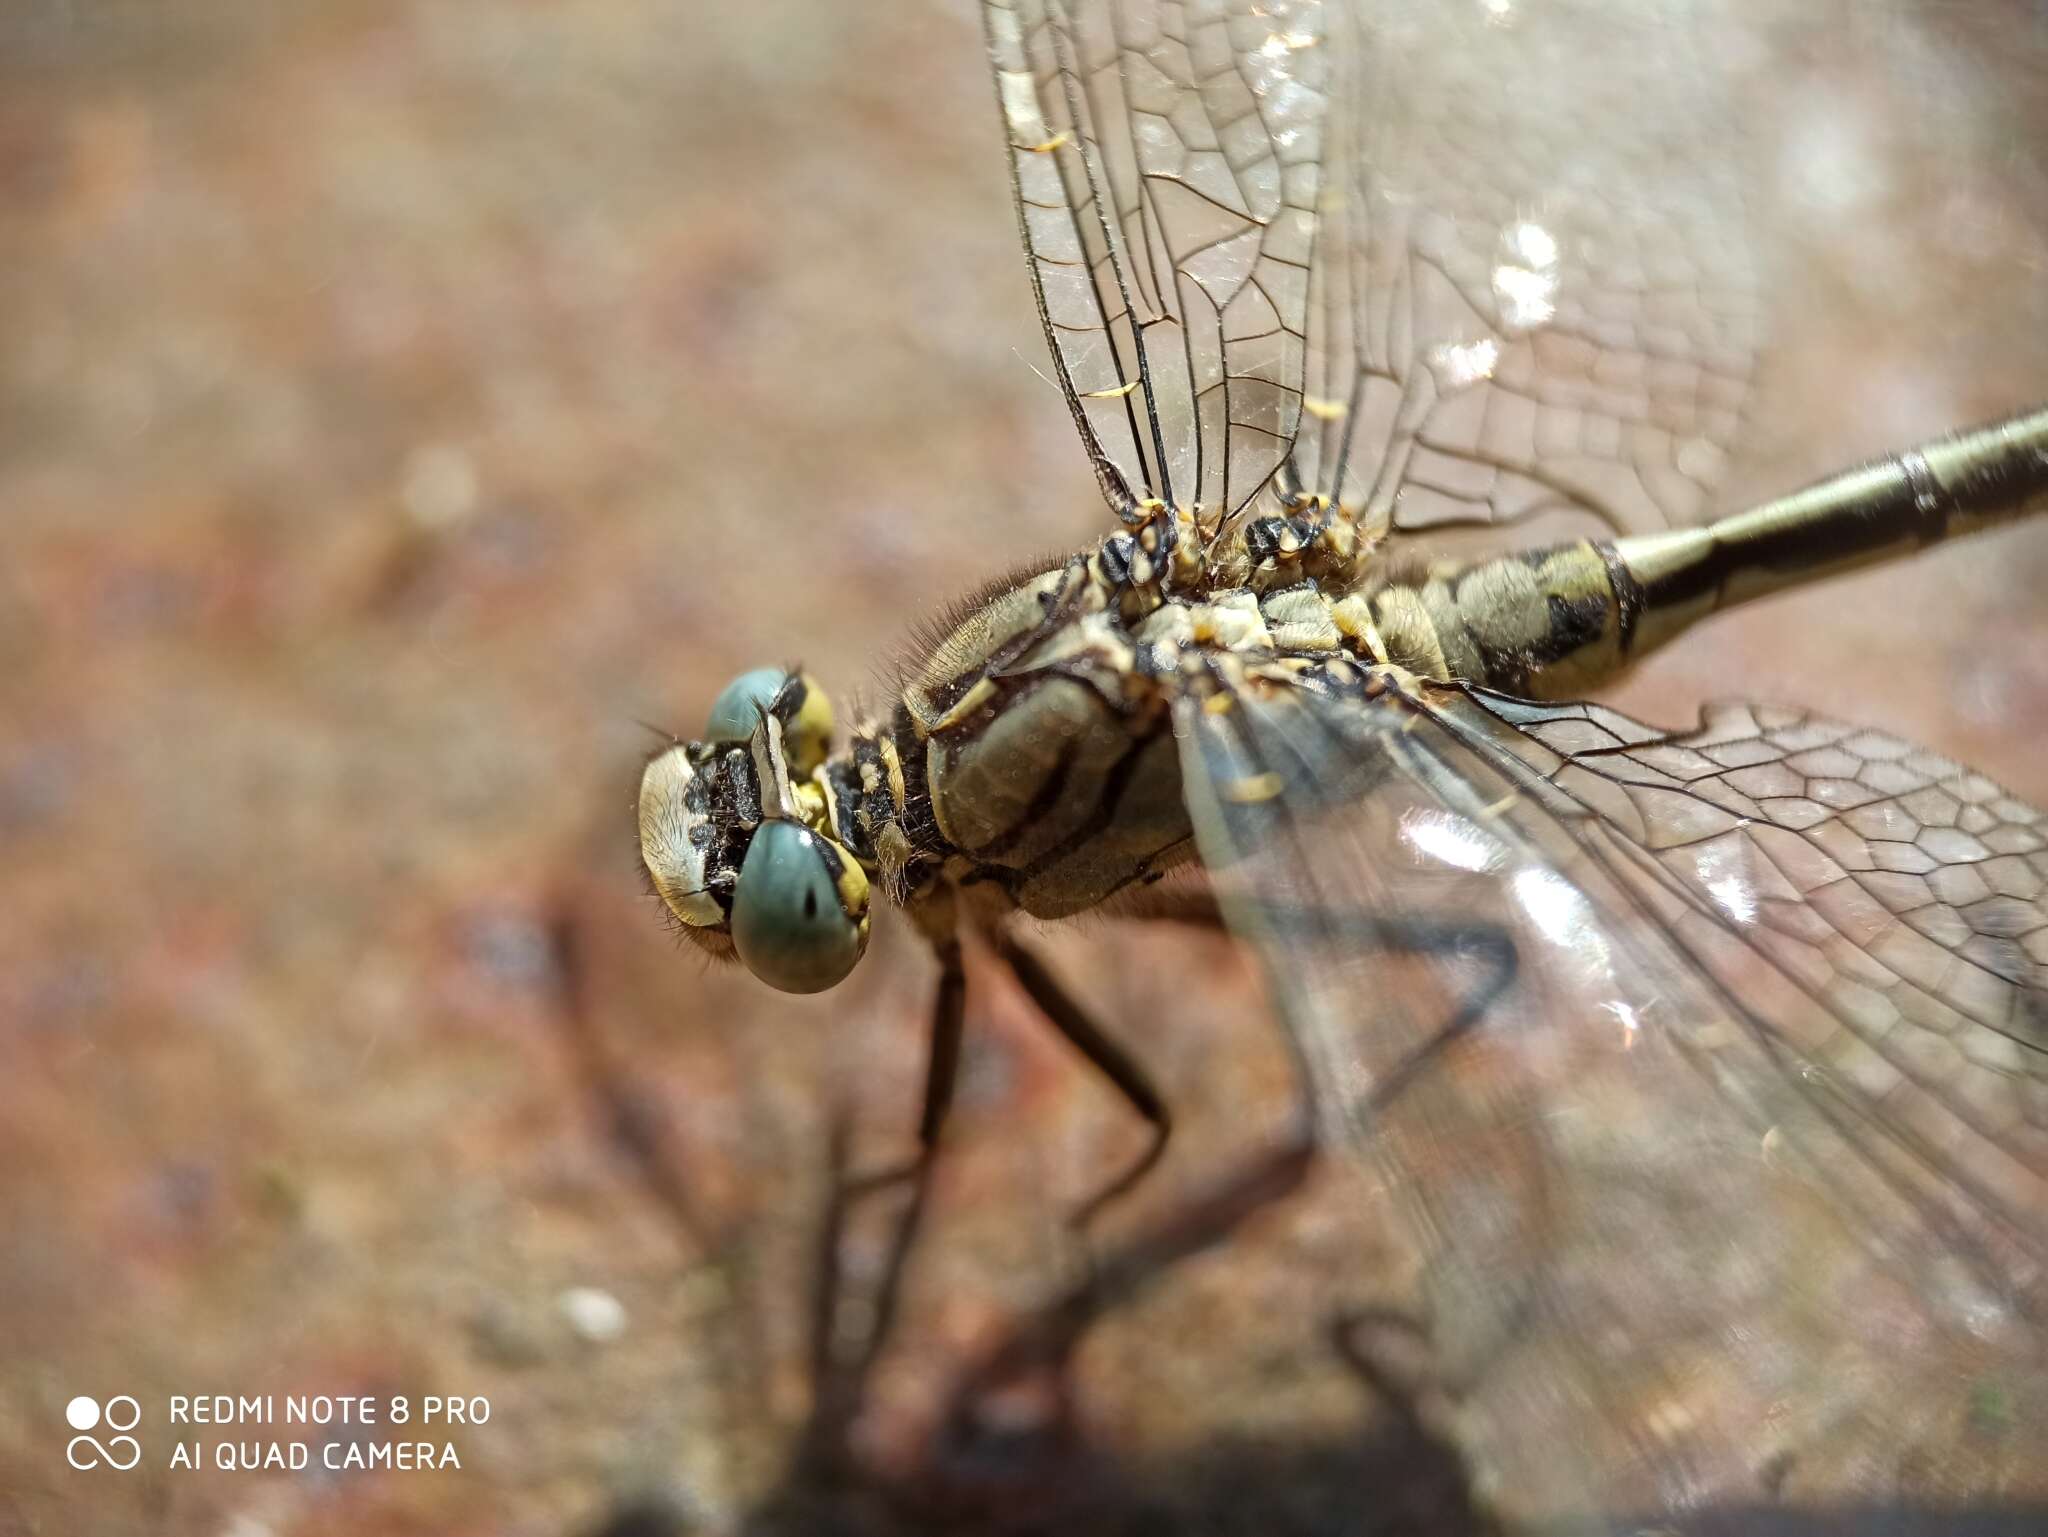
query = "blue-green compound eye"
xmin=705 ymin=667 xmax=790 ymax=744
xmin=730 ymin=820 xmax=871 ymax=994
xmin=704 ymin=666 xmax=837 ymax=773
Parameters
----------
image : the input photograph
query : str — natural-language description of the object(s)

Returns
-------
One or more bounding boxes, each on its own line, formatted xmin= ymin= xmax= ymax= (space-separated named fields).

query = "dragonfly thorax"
xmin=890 ymin=536 xmax=1389 ymax=920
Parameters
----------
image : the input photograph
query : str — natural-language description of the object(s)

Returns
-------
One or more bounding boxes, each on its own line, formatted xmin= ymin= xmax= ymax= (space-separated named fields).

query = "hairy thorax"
xmin=831 ymin=505 xmax=1639 ymax=924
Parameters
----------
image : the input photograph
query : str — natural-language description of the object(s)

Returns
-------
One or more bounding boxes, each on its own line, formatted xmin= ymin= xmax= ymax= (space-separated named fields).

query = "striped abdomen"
xmin=1368 ymin=406 xmax=2048 ymax=699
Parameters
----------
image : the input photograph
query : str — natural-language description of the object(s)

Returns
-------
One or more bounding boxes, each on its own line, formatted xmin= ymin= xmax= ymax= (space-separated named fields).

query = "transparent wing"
xmin=1446 ymin=688 xmax=2048 ymax=1219
xmin=984 ymin=0 xmax=1329 ymax=523
xmin=987 ymin=1 xmax=1768 ymax=549
xmin=1296 ymin=0 xmax=1761 ymax=545
xmin=1177 ymin=664 xmax=2048 ymax=1525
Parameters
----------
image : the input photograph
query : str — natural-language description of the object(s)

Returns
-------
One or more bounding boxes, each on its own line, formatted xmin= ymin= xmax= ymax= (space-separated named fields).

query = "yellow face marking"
xmin=833 ymin=856 xmax=873 ymax=940
xmin=1222 ymin=771 xmax=1285 ymax=803
xmin=793 ymin=780 xmax=828 ymax=826
xmin=784 ymin=675 xmax=837 ymax=775
xmin=1203 ymin=692 xmax=1236 ymax=715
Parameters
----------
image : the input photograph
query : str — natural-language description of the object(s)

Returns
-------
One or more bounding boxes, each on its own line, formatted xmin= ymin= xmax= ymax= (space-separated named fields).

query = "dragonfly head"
xmin=638 ymin=667 xmax=872 ymax=993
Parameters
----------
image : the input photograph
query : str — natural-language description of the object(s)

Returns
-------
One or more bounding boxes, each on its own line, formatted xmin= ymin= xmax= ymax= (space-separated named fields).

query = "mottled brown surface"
xmin=2 ymin=3 xmax=2046 ymax=1536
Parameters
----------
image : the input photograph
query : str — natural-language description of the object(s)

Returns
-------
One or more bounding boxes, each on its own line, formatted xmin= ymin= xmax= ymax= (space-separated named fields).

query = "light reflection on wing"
xmin=987 ymin=0 xmax=1765 ymax=549
xmin=1176 ymin=665 xmax=2048 ymax=1525
xmin=1443 ymin=690 xmax=2048 ymax=1231
xmin=1299 ymin=0 xmax=1761 ymax=542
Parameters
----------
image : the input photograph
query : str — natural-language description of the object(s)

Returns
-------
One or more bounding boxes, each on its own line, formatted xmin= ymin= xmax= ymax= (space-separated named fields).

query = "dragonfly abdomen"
xmin=1366 ymin=405 xmax=2048 ymax=700
xmin=1360 ymin=540 xmax=1634 ymax=701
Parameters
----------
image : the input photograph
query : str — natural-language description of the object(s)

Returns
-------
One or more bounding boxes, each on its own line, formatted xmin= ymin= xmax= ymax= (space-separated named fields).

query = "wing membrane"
xmin=1298 ymin=0 xmax=1760 ymax=543
xmin=985 ymin=0 xmax=1328 ymax=521
xmin=1176 ymin=664 xmax=2048 ymax=1525
xmin=990 ymin=0 xmax=1766 ymax=549
xmin=1440 ymin=689 xmax=2048 ymax=1237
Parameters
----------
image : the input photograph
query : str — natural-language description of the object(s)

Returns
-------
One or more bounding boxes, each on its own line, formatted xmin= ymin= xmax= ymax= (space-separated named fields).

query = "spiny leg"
xmin=849 ymin=927 xmax=1169 ymax=1231
xmin=829 ymin=895 xmax=1519 ymax=1494
xmin=848 ymin=936 xmax=965 ymax=1197
xmin=917 ymin=938 xmax=968 ymax=1147
xmin=990 ymin=928 xmax=1172 ymax=1230
xmin=1118 ymin=885 xmax=1521 ymax=1126
xmin=844 ymin=923 xmax=1168 ymax=1243
xmin=860 ymin=894 xmax=1515 ymax=1233
xmin=996 ymin=889 xmax=1518 ymax=1226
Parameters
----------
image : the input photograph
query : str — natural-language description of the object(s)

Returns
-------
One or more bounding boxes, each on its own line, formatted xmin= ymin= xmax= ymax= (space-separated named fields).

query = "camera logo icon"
xmin=66 ymin=1396 xmax=142 ymax=1471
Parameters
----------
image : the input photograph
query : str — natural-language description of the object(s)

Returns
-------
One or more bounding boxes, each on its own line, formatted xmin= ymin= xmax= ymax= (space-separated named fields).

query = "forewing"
xmin=986 ymin=1 xmax=1766 ymax=552
xmin=1294 ymin=0 xmax=1761 ymax=545
xmin=1176 ymin=666 xmax=2048 ymax=1526
xmin=984 ymin=0 xmax=1328 ymax=522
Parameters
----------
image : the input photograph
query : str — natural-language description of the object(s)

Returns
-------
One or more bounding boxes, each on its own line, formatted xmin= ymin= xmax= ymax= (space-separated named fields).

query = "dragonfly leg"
xmin=1335 ymin=914 xmax=1520 ymax=1117
xmin=1115 ymin=885 xmax=1520 ymax=1128
xmin=990 ymin=929 xmax=1173 ymax=1229
xmin=1249 ymin=908 xmax=1519 ymax=1141
xmin=848 ymin=936 xmax=966 ymax=1196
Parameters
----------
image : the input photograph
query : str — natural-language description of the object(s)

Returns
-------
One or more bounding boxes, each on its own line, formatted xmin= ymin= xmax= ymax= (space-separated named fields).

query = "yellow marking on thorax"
xmin=879 ymin=736 xmax=908 ymax=817
xmin=1367 ymin=580 xmax=1458 ymax=682
xmin=904 ymin=565 xmax=1071 ymax=736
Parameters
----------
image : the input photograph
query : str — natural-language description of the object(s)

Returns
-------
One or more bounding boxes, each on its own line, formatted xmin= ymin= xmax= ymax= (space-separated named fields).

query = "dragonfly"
xmin=638 ymin=0 xmax=2048 ymax=1526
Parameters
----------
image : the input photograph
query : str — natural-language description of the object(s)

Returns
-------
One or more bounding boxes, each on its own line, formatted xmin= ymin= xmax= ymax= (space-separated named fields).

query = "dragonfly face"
xmin=637 ymin=0 xmax=2048 ymax=1523
xmin=639 ymin=667 xmax=872 ymax=992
